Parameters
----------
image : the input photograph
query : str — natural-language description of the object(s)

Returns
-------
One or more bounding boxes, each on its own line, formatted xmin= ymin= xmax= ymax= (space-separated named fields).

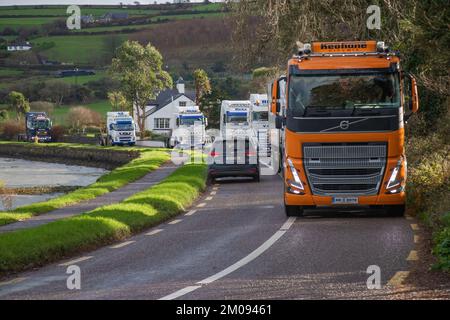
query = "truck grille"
xmin=303 ymin=143 xmax=387 ymax=196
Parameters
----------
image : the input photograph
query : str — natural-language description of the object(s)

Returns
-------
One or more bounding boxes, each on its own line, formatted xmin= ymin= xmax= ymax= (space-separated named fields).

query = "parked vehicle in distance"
xmin=19 ymin=112 xmax=52 ymax=142
xmin=106 ymin=112 xmax=136 ymax=146
xmin=220 ymin=100 xmax=252 ymax=139
xmin=170 ymin=106 xmax=207 ymax=147
xmin=208 ymin=137 xmax=260 ymax=182
xmin=249 ymin=93 xmax=271 ymax=162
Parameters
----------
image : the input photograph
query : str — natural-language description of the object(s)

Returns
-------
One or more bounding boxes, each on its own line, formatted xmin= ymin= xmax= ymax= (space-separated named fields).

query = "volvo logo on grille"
xmin=339 ymin=120 xmax=350 ymax=130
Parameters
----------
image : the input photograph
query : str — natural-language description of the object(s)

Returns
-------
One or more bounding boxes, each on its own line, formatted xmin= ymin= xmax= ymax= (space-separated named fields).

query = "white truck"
xmin=106 ymin=112 xmax=136 ymax=146
xmin=220 ymin=100 xmax=252 ymax=139
xmin=170 ymin=107 xmax=207 ymax=148
xmin=249 ymin=94 xmax=270 ymax=161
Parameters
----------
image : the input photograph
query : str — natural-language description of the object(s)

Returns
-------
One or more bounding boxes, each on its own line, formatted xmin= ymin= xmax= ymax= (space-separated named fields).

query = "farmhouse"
xmin=138 ymin=77 xmax=196 ymax=136
xmin=7 ymin=41 xmax=32 ymax=52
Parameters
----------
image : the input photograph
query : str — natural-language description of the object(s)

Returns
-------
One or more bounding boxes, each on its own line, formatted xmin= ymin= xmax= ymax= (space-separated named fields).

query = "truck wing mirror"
xmin=275 ymin=115 xmax=283 ymax=129
xmin=271 ymin=76 xmax=287 ymax=115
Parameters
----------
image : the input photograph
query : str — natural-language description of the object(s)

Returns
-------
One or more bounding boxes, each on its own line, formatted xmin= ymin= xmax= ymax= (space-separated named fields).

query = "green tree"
xmin=109 ymin=41 xmax=172 ymax=139
xmin=193 ymin=69 xmax=212 ymax=106
xmin=108 ymin=91 xmax=129 ymax=112
xmin=8 ymin=91 xmax=30 ymax=121
xmin=199 ymin=87 xmax=229 ymax=128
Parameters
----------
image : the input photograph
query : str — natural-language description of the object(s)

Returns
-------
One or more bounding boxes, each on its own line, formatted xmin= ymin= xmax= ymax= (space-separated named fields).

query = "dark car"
xmin=207 ymin=137 xmax=260 ymax=182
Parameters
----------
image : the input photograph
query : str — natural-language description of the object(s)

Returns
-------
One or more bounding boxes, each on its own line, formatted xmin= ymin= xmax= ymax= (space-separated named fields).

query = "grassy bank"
xmin=0 ymin=143 xmax=169 ymax=226
xmin=406 ymin=113 xmax=450 ymax=271
xmin=0 ymin=163 xmax=206 ymax=275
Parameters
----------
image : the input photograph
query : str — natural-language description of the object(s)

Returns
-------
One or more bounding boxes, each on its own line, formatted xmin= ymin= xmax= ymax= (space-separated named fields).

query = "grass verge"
xmin=0 ymin=144 xmax=169 ymax=226
xmin=406 ymin=113 xmax=450 ymax=271
xmin=0 ymin=163 xmax=206 ymax=275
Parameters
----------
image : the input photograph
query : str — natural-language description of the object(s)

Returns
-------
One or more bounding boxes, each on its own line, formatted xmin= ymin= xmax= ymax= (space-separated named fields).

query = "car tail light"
xmin=210 ymin=151 xmax=220 ymax=157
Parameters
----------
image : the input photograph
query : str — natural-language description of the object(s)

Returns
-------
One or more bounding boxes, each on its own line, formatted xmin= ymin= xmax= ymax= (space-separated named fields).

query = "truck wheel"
xmin=386 ymin=205 xmax=405 ymax=217
xmin=284 ymin=204 xmax=304 ymax=217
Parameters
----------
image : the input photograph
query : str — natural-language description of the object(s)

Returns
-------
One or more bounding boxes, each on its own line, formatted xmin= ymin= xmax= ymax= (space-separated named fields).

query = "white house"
xmin=7 ymin=41 xmax=32 ymax=52
xmin=138 ymin=77 xmax=196 ymax=136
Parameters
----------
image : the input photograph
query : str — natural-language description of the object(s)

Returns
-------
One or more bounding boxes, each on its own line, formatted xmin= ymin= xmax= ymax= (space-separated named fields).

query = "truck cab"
xmin=249 ymin=94 xmax=271 ymax=162
xmin=220 ymin=100 xmax=252 ymax=139
xmin=270 ymin=41 xmax=419 ymax=217
xmin=170 ymin=107 xmax=207 ymax=148
xmin=106 ymin=112 xmax=136 ymax=146
xmin=24 ymin=112 xmax=52 ymax=142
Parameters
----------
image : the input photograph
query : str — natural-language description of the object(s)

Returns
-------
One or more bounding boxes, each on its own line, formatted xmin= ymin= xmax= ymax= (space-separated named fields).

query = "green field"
xmin=0 ymin=68 xmax=24 ymax=77
xmin=32 ymin=34 xmax=128 ymax=64
xmin=0 ymin=6 xmax=160 ymax=17
xmin=0 ymin=17 xmax=59 ymax=30
xmin=59 ymin=70 xmax=106 ymax=85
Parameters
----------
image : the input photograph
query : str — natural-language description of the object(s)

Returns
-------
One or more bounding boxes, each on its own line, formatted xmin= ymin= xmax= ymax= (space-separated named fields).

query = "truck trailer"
xmin=270 ymin=41 xmax=419 ymax=217
xmin=220 ymin=100 xmax=252 ymax=139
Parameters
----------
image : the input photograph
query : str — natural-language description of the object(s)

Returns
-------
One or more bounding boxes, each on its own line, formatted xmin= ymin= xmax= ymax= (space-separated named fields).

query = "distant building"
xmin=100 ymin=12 xmax=129 ymax=23
xmin=136 ymin=77 xmax=197 ymax=135
xmin=7 ymin=41 xmax=32 ymax=52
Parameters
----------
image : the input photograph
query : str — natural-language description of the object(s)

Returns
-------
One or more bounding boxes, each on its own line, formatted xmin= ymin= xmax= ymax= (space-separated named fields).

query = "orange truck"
xmin=270 ymin=41 xmax=419 ymax=217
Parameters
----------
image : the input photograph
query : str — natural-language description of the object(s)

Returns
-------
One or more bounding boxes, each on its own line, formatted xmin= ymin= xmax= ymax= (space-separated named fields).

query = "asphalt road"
xmin=0 ymin=174 xmax=415 ymax=299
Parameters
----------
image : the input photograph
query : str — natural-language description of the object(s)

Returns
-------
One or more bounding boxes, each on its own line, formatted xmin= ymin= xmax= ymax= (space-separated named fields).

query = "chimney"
xmin=176 ymin=77 xmax=185 ymax=94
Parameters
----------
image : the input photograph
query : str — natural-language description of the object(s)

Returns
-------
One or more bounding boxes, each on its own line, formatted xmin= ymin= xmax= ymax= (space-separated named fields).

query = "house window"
xmin=154 ymin=118 xmax=170 ymax=129
xmin=179 ymin=101 xmax=187 ymax=107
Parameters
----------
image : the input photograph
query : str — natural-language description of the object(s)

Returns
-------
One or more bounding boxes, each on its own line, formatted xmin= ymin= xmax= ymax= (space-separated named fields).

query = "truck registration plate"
xmin=332 ymin=197 xmax=359 ymax=205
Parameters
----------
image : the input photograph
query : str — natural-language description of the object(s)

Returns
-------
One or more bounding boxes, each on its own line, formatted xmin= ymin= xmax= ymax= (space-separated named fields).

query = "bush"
xmin=50 ymin=125 xmax=66 ymax=142
xmin=0 ymin=110 xmax=8 ymax=121
xmin=67 ymin=106 xmax=102 ymax=132
xmin=0 ymin=120 xmax=24 ymax=140
xmin=30 ymin=101 xmax=54 ymax=115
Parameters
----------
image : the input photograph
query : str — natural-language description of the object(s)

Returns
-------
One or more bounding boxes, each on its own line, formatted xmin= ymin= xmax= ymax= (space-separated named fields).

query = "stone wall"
xmin=0 ymin=143 xmax=140 ymax=170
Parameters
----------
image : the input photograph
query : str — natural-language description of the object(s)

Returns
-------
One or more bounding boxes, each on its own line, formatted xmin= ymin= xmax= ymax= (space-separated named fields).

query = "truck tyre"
xmin=285 ymin=204 xmax=304 ymax=217
xmin=386 ymin=205 xmax=405 ymax=217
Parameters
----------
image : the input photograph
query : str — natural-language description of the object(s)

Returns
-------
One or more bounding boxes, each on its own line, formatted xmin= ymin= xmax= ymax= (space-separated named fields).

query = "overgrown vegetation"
xmin=0 ymin=163 xmax=207 ymax=275
xmin=0 ymin=143 xmax=169 ymax=227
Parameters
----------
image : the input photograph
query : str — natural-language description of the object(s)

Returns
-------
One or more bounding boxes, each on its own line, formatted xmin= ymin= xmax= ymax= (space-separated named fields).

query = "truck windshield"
xmin=226 ymin=112 xmax=248 ymax=125
xmin=252 ymin=111 xmax=268 ymax=121
xmin=288 ymin=73 xmax=400 ymax=116
xmin=31 ymin=119 xmax=50 ymax=129
xmin=113 ymin=121 xmax=134 ymax=131
xmin=180 ymin=116 xmax=204 ymax=126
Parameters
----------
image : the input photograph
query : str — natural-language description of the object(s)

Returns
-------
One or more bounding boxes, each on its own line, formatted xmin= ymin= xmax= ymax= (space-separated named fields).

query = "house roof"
xmin=146 ymin=89 xmax=196 ymax=117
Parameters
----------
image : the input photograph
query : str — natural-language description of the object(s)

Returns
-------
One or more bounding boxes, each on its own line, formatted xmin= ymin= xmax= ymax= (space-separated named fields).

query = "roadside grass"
xmin=0 ymin=163 xmax=207 ymax=274
xmin=0 ymin=143 xmax=169 ymax=226
xmin=406 ymin=113 xmax=450 ymax=271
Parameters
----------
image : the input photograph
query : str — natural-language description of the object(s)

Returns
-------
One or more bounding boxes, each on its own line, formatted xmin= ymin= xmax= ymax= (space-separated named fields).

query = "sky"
xmin=0 ymin=0 xmax=224 ymax=5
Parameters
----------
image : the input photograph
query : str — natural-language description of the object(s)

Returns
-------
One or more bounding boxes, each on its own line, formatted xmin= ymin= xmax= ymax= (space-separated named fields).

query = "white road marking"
xmin=58 ymin=256 xmax=93 ymax=266
xmin=169 ymin=219 xmax=182 ymax=225
xmin=146 ymin=229 xmax=163 ymax=236
xmin=210 ymin=191 xmax=217 ymax=196
xmin=159 ymin=217 xmax=297 ymax=300
xmin=197 ymin=203 xmax=206 ymax=208
xmin=159 ymin=286 xmax=202 ymax=301
xmin=213 ymin=187 xmax=219 ymax=191
xmin=0 ymin=277 xmax=27 ymax=288
xmin=110 ymin=241 xmax=135 ymax=249
xmin=410 ymin=224 xmax=419 ymax=231
xmin=185 ymin=210 xmax=197 ymax=216
xmin=205 ymin=196 xmax=213 ymax=201
xmin=414 ymin=235 xmax=420 ymax=243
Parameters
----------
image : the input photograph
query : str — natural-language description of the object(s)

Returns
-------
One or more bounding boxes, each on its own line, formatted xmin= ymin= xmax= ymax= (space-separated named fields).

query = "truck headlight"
xmin=287 ymin=158 xmax=304 ymax=191
xmin=386 ymin=159 xmax=403 ymax=190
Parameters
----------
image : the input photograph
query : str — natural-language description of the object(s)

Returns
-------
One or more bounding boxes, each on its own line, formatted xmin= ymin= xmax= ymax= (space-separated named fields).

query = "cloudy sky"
xmin=1 ymin=0 xmax=223 ymax=5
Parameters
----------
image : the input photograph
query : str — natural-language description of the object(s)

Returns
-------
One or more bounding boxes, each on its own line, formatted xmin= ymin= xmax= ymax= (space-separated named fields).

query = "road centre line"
xmin=410 ymin=224 xmax=419 ymax=231
xmin=407 ymin=250 xmax=418 ymax=261
xmin=388 ymin=271 xmax=410 ymax=287
xmin=0 ymin=277 xmax=27 ymax=288
xmin=197 ymin=203 xmax=206 ymax=208
xmin=168 ymin=219 xmax=182 ymax=225
xmin=205 ymin=196 xmax=213 ymax=201
xmin=159 ymin=217 xmax=297 ymax=300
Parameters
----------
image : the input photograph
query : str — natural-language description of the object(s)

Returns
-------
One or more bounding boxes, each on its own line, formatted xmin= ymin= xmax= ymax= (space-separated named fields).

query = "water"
xmin=0 ymin=157 xmax=109 ymax=210
xmin=0 ymin=157 xmax=108 ymax=188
